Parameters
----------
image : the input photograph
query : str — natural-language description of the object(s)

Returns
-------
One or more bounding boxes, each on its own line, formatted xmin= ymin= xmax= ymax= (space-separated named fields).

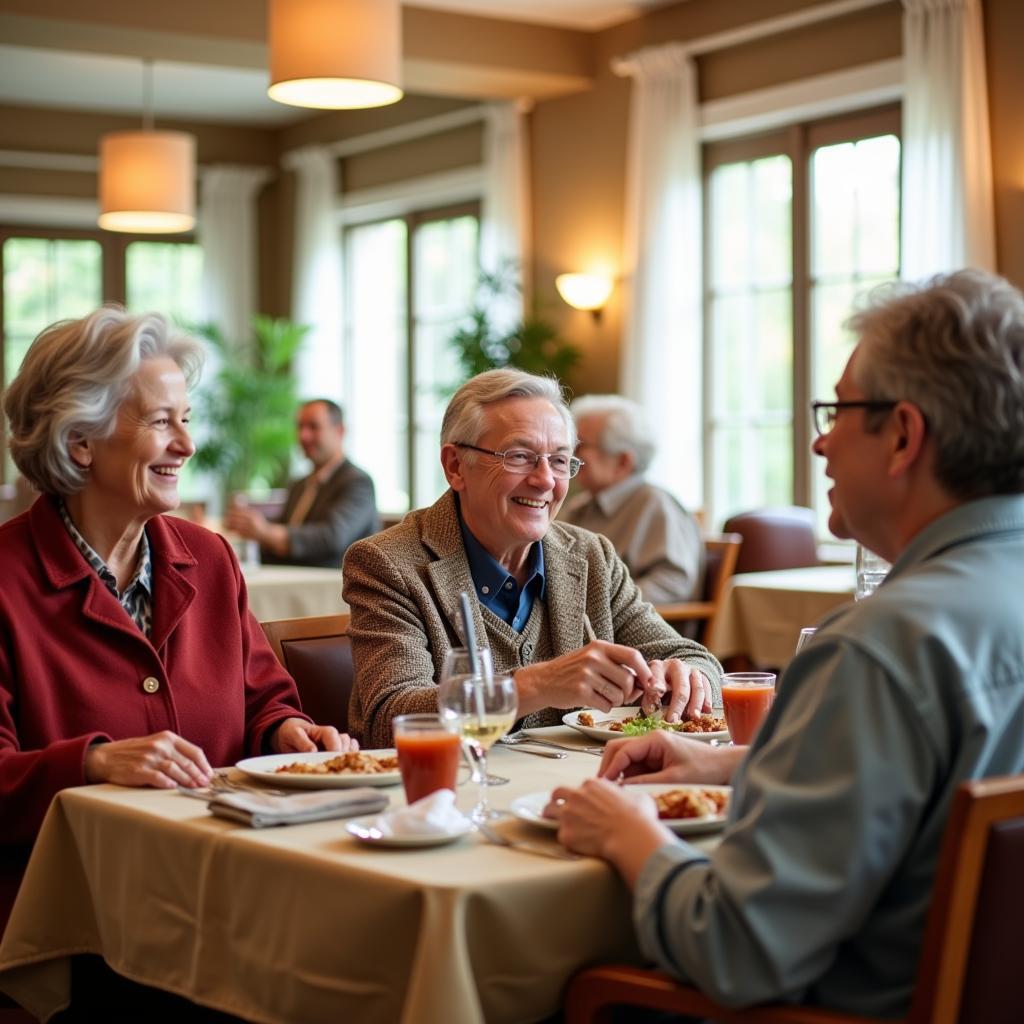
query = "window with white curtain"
xmin=342 ymin=203 xmax=479 ymax=514
xmin=703 ymin=105 xmax=901 ymax=535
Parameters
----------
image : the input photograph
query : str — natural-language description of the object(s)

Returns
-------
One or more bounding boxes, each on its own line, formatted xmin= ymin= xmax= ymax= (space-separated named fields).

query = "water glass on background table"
xmin=393 ymin=714 xmax=462 ymax=804
xmin=720 ymin=672 xmax=776 ymax=746
xmin=437 ymin=648 xmax=517 ymax=822
xmin=855 ymin=544 xmax=891 ymax=600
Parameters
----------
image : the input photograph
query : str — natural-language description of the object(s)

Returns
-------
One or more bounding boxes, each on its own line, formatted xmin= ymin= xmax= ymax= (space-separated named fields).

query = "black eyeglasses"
xmin=454 ymin=443 xmax=583 ymax=479
xmin=810 ymin=400 xmax=898 ymax=436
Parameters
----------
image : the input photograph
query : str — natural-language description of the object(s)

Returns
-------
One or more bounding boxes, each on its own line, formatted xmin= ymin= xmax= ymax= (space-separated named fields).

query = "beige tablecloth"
xmin=241 ymin=564 xmax=347 ymax=622
xmin=0 ymin=728 xmax=718 ymax=1024
xmin=708 ymin=565 xmax=855 ymax=668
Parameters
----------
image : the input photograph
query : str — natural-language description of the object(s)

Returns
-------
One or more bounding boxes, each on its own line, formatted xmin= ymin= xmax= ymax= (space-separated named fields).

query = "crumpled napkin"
xmin=368 ymin=789 xmax=471 ymax=838
xmin=209 ymin=787 xmax=389 ymax=828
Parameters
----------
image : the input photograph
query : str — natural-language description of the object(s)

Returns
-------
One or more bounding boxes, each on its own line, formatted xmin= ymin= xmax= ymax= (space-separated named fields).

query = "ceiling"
xmin=0 ymin=1 xmax=673 ymax=127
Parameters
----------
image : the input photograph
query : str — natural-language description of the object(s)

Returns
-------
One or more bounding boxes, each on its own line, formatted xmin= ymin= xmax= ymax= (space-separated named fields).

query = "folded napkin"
xmin=209 ymin=788 xmax=389 ymax=828
xmin=369 ymin=789 xmax=471 ymax=838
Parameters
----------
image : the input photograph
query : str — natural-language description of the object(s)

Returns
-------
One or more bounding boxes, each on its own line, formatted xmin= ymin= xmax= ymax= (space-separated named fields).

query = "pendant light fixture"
xmin=98 ymin=60 xmax=196 ymax=234
xmin=267 ymin=0 xmax=404 ymax=110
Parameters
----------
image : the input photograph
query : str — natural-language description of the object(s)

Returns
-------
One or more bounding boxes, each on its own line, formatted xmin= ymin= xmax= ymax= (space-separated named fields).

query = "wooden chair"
xmin=653 ymin=533 xmax=742 ymax=644
xmin=563 ymin=773 xmax=1024 ymax=1024
xmin=723 ymin=506 xmax=820 ymax=574
xmin=260 ymin=613 xmax=356 ymax=738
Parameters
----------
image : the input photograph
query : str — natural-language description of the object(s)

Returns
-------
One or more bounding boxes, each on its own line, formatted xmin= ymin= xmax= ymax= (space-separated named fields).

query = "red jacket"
xmin=0 ymin=496 xmax=306 ymax=929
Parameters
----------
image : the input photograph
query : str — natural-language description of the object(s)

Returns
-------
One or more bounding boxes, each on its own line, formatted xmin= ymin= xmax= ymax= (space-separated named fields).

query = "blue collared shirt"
xmin=459 ymin=514 xmax=546 ymax=633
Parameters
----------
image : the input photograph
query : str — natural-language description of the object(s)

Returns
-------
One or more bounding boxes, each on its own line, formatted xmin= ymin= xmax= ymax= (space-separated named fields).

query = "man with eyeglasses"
xmin=547 ymin=269 xmax=1024 ymax=1019
xmin=342 ymin=367 xmax=723 ymax=748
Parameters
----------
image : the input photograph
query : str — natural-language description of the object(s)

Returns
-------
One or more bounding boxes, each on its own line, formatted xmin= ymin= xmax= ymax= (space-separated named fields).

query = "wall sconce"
xmin=98 ymin=61 xmax=196 ymax=234
xmin=267 ymin=0 xmax=404 ymax=110
xmin=555 ymin=273 xmax=614 ymax=321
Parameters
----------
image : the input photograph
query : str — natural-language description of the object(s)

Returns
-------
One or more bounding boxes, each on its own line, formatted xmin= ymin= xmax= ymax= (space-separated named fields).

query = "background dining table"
xmin=707 ymin=564 xmax=856 ymax=669
xmin=240 ymin=563 xmax=348 ymax=622
xmin=0 ymin=726 xmax=722 ymax=1024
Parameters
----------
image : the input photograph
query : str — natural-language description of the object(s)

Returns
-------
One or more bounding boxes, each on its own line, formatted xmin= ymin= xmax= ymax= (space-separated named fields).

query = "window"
xmin=343 ymin=204 xmax=479 ymax=513
xmin=703 ymin=106 xmax=901 ymax=534
xmin=1 ymin=230 xmax=203 ymax=482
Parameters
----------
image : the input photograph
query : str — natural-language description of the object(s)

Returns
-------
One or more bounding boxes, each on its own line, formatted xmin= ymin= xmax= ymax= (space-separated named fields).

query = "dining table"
xmin=240 ymin=563 xmax=348 ymax=623
xmin=0 ymin=726 xmax=722 ymax=1024
xmin=707 ymin=564 xmax=856 ymax=669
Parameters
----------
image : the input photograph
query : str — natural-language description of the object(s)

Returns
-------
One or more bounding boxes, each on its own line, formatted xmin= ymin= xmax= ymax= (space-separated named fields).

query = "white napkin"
xmin=369 ymin=789 xmax=470 ymax=838
xmin=209 ymin=787 xmax=389 ymax=828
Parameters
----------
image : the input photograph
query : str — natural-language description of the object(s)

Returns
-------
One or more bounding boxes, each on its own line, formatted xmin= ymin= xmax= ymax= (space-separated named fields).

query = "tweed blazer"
xmin=342 ymin=490 xmax=722 ymax=748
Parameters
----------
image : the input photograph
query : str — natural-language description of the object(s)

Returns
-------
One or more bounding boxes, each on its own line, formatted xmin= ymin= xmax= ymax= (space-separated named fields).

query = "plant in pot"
xmin=192 ymin=314 xmax=308 ymax=507
xmin=447 ymin=265 xmax=581 ymax=388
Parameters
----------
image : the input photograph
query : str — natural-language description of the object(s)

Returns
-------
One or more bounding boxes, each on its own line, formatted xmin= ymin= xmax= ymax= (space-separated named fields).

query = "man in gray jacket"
xmin=550 ymin=269 xmax=1024 ymax=1019
xmin=226 ymin=399 xmax=379 ymax=568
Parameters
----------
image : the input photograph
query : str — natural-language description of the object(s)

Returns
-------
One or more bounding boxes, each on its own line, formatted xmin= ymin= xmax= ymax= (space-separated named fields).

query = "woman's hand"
xmin=271 ymin=718 xmax=359 ymax=754
xmin=645 ymin=660 xmax=713 ymax=722
xmin=598 ymin=730 xmax=743 ymax=786
xmin=84 ymin=731 xmax=213 ymax=789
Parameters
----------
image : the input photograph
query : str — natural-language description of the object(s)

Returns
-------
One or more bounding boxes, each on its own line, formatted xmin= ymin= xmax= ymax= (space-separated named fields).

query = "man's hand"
xmin=271 ymin=718 xmax=359 ymax=754
xmin=645 ymin=660 xmax=713 ymax=722
xmin=514 ymin=640 xmax=651 ymax=717
xmin=223 ymin=506 xmax=289 ymax=556
xmin=544 ymin=779 xmax=673 ymax=886
xmin=84 ymin=731 xmax=213 ymax=789
xmin=598 ymin=730 xmax=744 ymax=786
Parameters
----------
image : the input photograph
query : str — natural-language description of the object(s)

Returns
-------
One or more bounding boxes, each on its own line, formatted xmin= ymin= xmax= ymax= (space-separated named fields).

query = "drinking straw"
xmin=459 ymin=591 xmax=487 ymax=722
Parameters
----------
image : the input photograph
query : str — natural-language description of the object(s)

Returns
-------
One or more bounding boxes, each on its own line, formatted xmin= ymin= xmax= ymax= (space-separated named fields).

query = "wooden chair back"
xmin=653 ymin=533 xmax=742 ymax=644
xmin=260 ymin=613 xmax=355 ymax=738
xmin=563 ymin=773 xmax=1024 ymax=1024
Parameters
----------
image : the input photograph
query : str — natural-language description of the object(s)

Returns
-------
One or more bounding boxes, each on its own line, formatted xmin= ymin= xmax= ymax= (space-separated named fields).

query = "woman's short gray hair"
xmin=440 ymin=368 xmax=575 ymax=449
xmin=569 ymin=394 xmax=656 ymax=474
xmin=850 ymin=269 xmax=1024 ymax=499
xmin=3 ymin=306 xmax=204 ymax=497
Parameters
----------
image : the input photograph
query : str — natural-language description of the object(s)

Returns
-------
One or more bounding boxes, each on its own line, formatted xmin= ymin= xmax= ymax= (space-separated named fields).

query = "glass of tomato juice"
xmin=720 ymin=673 xmax=777 ymax=746
xmin=393 ymin=713 xmax=462 ymax=804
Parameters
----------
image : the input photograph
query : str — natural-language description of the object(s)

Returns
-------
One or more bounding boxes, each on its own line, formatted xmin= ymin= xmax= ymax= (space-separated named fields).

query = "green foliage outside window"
xmin=192 ymin=315 xmax=307 ymax=498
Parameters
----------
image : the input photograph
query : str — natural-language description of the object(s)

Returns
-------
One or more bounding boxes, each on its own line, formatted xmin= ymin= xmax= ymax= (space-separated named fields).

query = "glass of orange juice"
xmin=720 ymin=672 xmax=777 ymax=746
xmin=393 ymin=714 xmax=462 ymax=804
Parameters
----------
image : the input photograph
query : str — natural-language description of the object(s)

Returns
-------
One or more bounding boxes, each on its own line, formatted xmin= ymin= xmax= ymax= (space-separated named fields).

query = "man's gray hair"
xmin=570 ymin=394 xmax=656 ymax=474
xmin=441 ymin=367 xmax=575 ymax=448
xmin=3 ymin=306 xmax=204 ymax=497
xmin=850 ymin=268 xmax=1024 ymax=499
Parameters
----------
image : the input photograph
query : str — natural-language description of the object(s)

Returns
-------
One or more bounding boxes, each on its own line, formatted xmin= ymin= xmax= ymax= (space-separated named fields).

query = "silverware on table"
xmin=499 ymin=744 xmax=566 ymax=759
xmin=477 ymin=822 xmax=581 ymax=861
xmin=501 ymin=733 xmax=604 ymax=756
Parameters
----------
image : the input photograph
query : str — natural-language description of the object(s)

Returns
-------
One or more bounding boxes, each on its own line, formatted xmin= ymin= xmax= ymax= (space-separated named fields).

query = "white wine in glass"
xmin=437 ymin=648 xmax=517 ymax=822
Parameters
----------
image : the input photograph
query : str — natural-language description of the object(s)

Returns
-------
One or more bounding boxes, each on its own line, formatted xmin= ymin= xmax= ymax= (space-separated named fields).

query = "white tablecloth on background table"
xmin=241 ymin=564 xmax=347 ymax=622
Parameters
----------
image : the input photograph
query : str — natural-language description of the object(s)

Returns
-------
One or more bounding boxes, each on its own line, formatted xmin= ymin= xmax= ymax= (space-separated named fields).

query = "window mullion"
xmin=791 ymin=122 xmax=811 ymax=508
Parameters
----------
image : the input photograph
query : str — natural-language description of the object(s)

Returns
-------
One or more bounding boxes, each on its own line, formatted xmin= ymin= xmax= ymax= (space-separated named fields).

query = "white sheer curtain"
xmin=901 ymin=0 xmax=995 ymax=278
xmin=198 ymin=165 xmax=270 ymax=342
xmin=288 ymin=145 xmax=344 ymax=402
xmin=617 ymin=44 xmax=702 ymax=509
xmin=479 ymin=100 xmax=531 ymax=331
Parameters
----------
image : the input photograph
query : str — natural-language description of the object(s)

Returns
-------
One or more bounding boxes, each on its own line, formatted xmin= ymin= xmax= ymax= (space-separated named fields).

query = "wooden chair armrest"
xmin=654 ymin=601 xmax=714 ymax=622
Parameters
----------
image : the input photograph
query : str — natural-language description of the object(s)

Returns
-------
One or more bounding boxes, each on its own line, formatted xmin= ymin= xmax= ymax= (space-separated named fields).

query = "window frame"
xmin=701 ymin=103 xmax=901 ymax=527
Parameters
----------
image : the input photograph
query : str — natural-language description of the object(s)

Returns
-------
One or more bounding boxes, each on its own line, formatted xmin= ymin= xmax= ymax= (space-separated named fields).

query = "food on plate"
xmin=654 ymin=787 xmax=729 ymax=820
xmin=576 ymin=710 xmax=726 ymax=735
xmin=274 ymin=752 xmax=399 ymax=775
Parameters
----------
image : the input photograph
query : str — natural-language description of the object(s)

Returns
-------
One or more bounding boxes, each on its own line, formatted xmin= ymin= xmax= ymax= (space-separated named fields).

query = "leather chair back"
xmin=722 ymin=506 xmax=819 ymax=573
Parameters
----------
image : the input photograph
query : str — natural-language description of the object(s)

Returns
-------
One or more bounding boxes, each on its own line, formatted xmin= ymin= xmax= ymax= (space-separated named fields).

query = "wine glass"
xmin=437 ymin=648 xmax=518 ymax=823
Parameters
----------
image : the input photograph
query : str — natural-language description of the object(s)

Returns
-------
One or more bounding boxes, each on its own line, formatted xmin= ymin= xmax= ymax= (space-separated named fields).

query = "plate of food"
xmin=562 ymin=707 xmax=729 ymax=744
xmin=510 ymin=784 xmax=731 ymax=836
xmin=235 ymin=750 xmax=401 ymax=789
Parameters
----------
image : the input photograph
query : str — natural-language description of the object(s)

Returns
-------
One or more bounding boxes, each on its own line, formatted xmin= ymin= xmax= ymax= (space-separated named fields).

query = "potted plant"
xmin=447 ymin=265 xmax=581 ymax=387
xmin=192 ymin=314 xmax=308 ymax=502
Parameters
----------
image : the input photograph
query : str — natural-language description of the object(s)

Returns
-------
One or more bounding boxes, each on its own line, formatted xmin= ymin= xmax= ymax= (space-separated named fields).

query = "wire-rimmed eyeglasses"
xmin=810 ymin=400 xmax=897 ymax=436
xmin=454 ymin=442 xmax=583 ymax=479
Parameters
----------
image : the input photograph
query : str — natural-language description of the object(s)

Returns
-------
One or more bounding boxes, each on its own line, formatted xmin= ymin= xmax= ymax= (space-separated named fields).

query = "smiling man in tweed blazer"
xmin=342 ymin=368 xmax=722 ymax=749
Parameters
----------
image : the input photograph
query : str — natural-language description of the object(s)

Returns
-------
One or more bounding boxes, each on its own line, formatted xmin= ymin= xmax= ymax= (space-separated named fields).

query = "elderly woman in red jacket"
xmin=0 ymin=307 xmax=356 ymax=934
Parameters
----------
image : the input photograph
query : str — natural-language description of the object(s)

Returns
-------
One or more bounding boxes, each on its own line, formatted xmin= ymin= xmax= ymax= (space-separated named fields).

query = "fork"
xmin=208 ymin=772 xmax=296 ymax=799
xmin=501 ymin=733 xmax=604 ymax=756
xmin=476 ymin=822 xmax=581 ymax=861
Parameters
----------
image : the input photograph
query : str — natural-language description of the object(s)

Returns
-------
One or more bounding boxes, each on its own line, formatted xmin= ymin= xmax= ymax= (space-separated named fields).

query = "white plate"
xmin=235 ymin=750 xmax=401 ymax=789
xmin=510 ymin=784 xmax=732 ymax=836
xmin=345 ymin=816 xmax=474 ymax=848
xmin=562 ymin=707 xmax=729 ymax=744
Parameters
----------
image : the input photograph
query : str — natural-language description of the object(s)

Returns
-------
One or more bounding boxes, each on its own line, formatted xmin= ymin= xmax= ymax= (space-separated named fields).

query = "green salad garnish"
xmin=620 ymin=712 xmax=686 ymax=736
